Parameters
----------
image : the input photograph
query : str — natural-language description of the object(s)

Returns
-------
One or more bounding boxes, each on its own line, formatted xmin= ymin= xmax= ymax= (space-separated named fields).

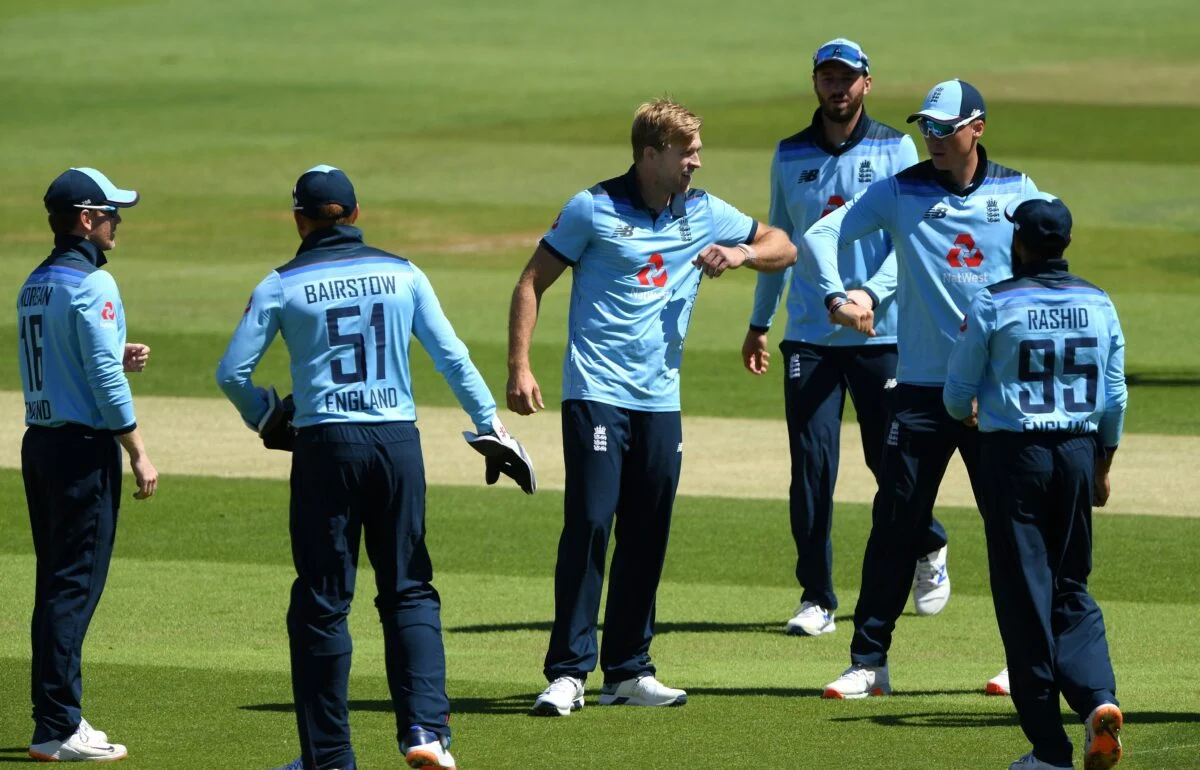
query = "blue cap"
xmin=292 ymin=165 xmax=357 ymax=217
xmin=1005 ymin=193 xmax=1072 ymax=252
xmin=906 ymin=79 xmax=986 ymax=125
xmin=813 ymin=38 xmax=869 ymax=73
xmin=43 ymin=168 xmax=139 ymax=213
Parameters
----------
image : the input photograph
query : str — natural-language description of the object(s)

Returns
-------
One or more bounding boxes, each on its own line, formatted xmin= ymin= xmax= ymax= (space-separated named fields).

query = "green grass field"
xmin=2 ymin=1 xmax=1199 ymax=767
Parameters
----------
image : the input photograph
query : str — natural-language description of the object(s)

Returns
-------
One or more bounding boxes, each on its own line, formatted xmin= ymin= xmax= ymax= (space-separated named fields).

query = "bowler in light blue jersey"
xmin=944 ymin=195 xmax=1126 ymax=770
xmin=20 ymin=168 xmax=158 ymax=762
xmin=809 ymin=80 xmax=1038 ymax=700
xmin=507 ymin=98 xmax=796 ymax=716
xmin=742 ymin=38 xmax=933 ymax=638
xmin=216 ymin=166 xmax=527 ymax=770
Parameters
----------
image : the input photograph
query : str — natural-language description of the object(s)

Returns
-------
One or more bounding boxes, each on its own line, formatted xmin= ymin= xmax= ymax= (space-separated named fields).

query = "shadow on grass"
xmin=0 ymin=746 xmax=34 ymax=764
xmin=1126 ymin=372 xmax=1200 ymax=387
xmin=446 ymin=620 xmax=781 ymax=635
xmin=829 ymin=710 xmax=1200 ymax=729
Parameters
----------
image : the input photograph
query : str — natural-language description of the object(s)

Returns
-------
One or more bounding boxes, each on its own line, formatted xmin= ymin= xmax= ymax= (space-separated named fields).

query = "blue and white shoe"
xmin=786 ymin=601 xmax=836 ymax=636
xmin=913 ymin=545 xmax=950 ymax=615
xmin=598 ymin=674 xmax=686 ymax=707
xmin=1008 ymin=752 xmax=1071 ymax=769
xmin=531 ymin=676 xmax=585 ymax=716
xmin=402 ymin=726 xmax=456 ymax=769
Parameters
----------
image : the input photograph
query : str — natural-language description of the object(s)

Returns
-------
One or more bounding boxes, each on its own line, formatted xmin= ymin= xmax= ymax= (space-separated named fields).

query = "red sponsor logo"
xmin=243 ymin=295 xmax=253 ymax=315
xmin=636 ymin=253 xmax=668 ymax=288
xmin=960 ymin=318 xmax=968 ymax=332
xmin=100 ymin=301 xmax=116 ymax=321
xmin=946 ymin=233 xmax=984 ymax=268
xmin=820 ymin=195 xmax=845 ymax=218
xmin=551 ymin=212 xmax=562 ymax=230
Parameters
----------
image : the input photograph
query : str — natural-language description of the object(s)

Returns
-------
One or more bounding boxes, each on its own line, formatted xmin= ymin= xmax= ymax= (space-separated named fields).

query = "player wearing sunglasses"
xmin=804 ymin=80 xmax=1040 ymax=700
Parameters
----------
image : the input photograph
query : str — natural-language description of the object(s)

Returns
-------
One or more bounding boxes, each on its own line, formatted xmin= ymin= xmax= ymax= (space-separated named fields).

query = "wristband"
xmin=735 ymin=243 xmax=757 ymax=267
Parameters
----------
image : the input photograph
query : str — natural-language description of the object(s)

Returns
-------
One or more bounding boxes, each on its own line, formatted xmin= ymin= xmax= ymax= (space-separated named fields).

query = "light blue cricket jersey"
xmin=944 ymin=260 xmax=1127 ymax=448
xmin=216 ymin=225 xmax=496 ymax=431
xmin=541 ymin=165 xmax=756 ymax=411
xmin=750 ymin=110 xmax=918 ymax=345
xmin=804 ymin=146 xmax=1038 ymax=384
xmin=17 ymin=237 xmax=136 ymax=432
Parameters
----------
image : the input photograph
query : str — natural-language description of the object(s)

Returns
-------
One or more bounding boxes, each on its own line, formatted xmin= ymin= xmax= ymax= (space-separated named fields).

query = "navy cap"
xmin=813 ymin=38 xmax=869 ymax=73
xmin=906 ymin=79 xmax=986 ymax=125
xmin=1005 ymin=193 xmax=1073 ymax=252
xmin=292 ymin=165 xmax=357 ymax=217
xmin=44 ymin=168 xmax=139 ymax=213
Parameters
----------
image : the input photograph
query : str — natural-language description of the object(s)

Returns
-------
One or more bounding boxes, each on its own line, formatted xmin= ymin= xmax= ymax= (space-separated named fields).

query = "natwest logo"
xmin=100 ymin=301 xmax=116 ymax=321
xmin=946 ymin=233 xmax=984 ymax=268
xmin=636 ymin=253 xmax=668 ymax=287
xmin=820 ymin=195 xmax=845 ymax=218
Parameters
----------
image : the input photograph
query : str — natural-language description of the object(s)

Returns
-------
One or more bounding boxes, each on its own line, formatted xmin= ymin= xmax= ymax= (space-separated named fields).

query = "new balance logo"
xmin=593 ymin=425 xmax=608 ymax=452
xmin=611 ymin=224 xmax=635 ymax=238
xmin=798 ymin=169 xmax=819 ymax=183
xmin=923 ymin=204 xmax=949 ymax=219
xmin=887 ymin=420 xmax=900 ymax=446
xmin=858 ymin=159 xmax=873 ymax=183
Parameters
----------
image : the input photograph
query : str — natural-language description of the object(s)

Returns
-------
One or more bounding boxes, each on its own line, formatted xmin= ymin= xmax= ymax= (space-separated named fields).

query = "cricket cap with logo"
xmin=1005 ymin=192 xmax=1073 ymax=253
xmin=906 ymin=79 xmax=986 ymax=126
xmin=812 ymin=38 xmax=869 ymax=73
xmin=292 ymin=164 xmax=357 ymax=217
xmin=43 ymin=168 xmax=139 ymax=213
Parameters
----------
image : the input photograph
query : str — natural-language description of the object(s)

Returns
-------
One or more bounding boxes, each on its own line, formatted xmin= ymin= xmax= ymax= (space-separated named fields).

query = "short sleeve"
xmin=540 ymin=191 xmax=594 ymax=264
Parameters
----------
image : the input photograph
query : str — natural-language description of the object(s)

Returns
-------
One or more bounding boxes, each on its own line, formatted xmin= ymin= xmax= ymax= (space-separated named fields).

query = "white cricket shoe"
xmin=531 ymin=676 xmax=585 ymax=716
xmin=402 ymin=726 xmax=456 ymax=770
xmin=78 ymin=718 xmax=106 ymax=743
xmin=987 ymin=667 xmax=1011 ymax=696
xmin=913 ymin=545 xmax=950 ymax=615
xmin=29 ymin=721 xmax=127 ymax=762
xmin=1084 ymin=703 xmax=1123 ymax=770
xmin=598 ymin=674 xmax=687 ymax=707
xmin=786 ymin=601 xmax=836 ymax=636
xmin=822 ymin=663 xmax=891 ymax=699
xmin=1008 ymin=752 xmax=1072 ymax=769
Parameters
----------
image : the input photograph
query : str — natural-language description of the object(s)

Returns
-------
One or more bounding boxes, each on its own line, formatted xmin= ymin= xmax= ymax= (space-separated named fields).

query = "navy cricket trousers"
xmin=851 ymin=384 xmax=986 ymax=666
xmin=544 ymin=400 xmax=683 ymax=684
xmin=781 ymin=341 xmax=946 ymax=611
xmin=22 ymin=424 xmax=121 ymax=745
xmin=981 ymin=432 xmax=1117 ymax=767
xmin=289 ymin=422 xmax=448 ymax=770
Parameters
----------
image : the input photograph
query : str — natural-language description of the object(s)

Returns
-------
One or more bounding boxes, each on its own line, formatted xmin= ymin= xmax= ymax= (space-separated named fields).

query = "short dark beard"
xmin=818 ymin=91 xmax=863 ymax=125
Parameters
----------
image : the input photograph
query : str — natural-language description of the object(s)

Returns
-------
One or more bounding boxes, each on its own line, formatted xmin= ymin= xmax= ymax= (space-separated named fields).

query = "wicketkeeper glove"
xmin=462 ymin=416 xmax=536 ymax=494
xmin=256 ymin=387 xmax=296 ymax=452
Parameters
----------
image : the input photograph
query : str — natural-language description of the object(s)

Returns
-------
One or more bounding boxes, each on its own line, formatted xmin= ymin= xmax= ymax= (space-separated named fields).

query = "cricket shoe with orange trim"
xmin=822 ymin=663 xmax=890 ymax=699
xmin=402 ymin=726 xmax=456 ymax=769
xmin=987 ymin=667 xmax=1011 ymax=696
xmin=1083 ymin=703 xmax=1123 ymax=770
xmin=28 ymin=721 xmax=126 ymax=762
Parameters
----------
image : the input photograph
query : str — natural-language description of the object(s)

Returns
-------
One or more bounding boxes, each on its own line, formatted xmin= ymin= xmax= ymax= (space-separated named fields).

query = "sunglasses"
xmin=812 ymin=43 xmax=868 ymax=70
xmin=916 ymin=116 xmax=969 ymax=139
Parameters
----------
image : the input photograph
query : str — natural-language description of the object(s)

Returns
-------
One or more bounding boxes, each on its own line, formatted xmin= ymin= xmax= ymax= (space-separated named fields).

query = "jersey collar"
xmin=807 ymin=108 xmax=871 ymax=157
xmin=51 ymin=235 xmax=107 ymax=268
xmin=296 ymin=224 xmax=366 ymax=255
xmin=933 ymin=144 xmax=990 ymax=197
xmin=623 ymin=165 xmax=686 ymax=220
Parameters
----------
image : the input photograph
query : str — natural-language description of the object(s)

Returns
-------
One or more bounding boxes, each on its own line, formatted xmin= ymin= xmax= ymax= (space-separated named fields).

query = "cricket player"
xmin=217 ymin=165 xmax=533 ymax=770
xmin=744 ymin=38 xmax=943 ymax=637
xmin=806 ymin=80 xmax=1038 ymax=698
xmin=507 ymin=98 xmax=796 ymax=716
xmin=21 ymin=168 xmax=158 ymax=762
xmin=944 ymin=194 xmax=1125 ymax=770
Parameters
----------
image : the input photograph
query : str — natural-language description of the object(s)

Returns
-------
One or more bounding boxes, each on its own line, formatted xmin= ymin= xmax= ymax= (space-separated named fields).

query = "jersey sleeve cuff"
xmin=539 ymin=238 xmax=578 ymax=266
xmin=748 ymin=324 xmax=769 ymax=334
xmin=862 ymin=287 xmax=881 ymax=309
xmin=113 ymin=422 xmax=137 ymax=436
xmin=743 ymin=220 xmax=759 ymax=245
xmin=823 ymin=292 xmax=848 ymax=311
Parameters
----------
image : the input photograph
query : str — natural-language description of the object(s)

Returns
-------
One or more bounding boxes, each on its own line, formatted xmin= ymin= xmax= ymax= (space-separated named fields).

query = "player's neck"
xmin=945 ymin=147 xmax=980 ymax=190
xmin=635 ymin=166 xmax=671 ymax=214
xmin=821 ymin=108 xmax=861 ymax=147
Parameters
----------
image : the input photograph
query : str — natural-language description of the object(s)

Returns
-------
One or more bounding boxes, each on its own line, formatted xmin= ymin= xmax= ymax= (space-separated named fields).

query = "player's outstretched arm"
xmin=507 ymin=245 xmax=568 ymax=415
